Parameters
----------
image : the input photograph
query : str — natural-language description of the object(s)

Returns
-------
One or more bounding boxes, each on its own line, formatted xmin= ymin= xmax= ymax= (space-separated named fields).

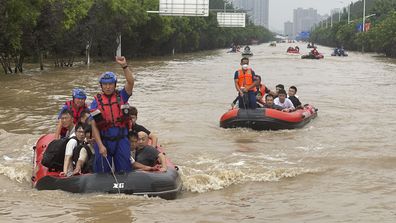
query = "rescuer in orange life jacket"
xmin=90 ymin=56 xmax=135 ymax=173
xmin=234 ymin=57 xmax=259 ymax=109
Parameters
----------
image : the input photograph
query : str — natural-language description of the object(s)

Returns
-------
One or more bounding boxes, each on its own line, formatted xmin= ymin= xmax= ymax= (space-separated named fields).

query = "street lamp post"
xmin=339 ymin=9 xmax=341 ymax=22
xmin=362 ymin=0 xmax=366 ymax=32
xmin=348 ymin=2 xmax=351 ymax=24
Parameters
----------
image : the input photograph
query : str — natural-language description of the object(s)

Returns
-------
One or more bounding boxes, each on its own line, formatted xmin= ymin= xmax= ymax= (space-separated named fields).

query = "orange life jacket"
xmin=256 ymin=84 xmax=267 ymax=104
xmin=259 ymin=84 xmax=266 ymax=97
xmin=94 ymin=91 xmax=128 ymax=130
xmin=65 ymin=100 xmax=88 ymax=124
xmin=237 ymin=68 xmax=256 ymax=92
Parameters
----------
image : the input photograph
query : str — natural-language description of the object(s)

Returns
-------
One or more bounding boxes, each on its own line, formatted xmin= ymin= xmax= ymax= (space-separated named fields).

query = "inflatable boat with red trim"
xmin=301 ymin=54 xmax=324 ymax=59
xmin=31 ymin=134 xmax=182 ymax=200
xmin=220 ymin=105 xmax=317 ymax=130
xmin=286 ymin=49 xmax=300 ymax=54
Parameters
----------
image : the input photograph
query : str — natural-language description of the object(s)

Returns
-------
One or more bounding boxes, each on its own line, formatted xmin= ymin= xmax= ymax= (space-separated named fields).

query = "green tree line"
xmin=0 ymin=0 xmax=273 ymax=74
xmin=310 ymin=0 xmax=396 ymax=57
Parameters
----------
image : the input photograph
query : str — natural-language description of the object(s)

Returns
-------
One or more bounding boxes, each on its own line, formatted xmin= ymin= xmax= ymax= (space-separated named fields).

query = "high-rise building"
xmin=293 ymin=8 xmax=322 ymax=37
xmin=284 ymin=21 xmax=293 ymax=38
xmin=230 ymin=0 xmax=269 ymax=28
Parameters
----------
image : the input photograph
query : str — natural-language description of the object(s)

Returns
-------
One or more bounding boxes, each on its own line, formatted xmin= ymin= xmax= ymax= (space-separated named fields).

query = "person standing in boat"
xmin=90 ymin=56 xmax=134 ymax=173
xmin=234 ymin=57 xmax=259 ymax=109
xmin=54 ymin=88 xmax=89 ymax=139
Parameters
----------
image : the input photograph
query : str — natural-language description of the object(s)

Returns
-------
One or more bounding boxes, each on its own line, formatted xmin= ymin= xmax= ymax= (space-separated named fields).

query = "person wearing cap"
xmin=234 ymin=57 xmax=259 ymax=109
xmin=90 ymin=56 xmax=134 ymax=173
xmin=54 ymin=88 xmax=89 ymax=139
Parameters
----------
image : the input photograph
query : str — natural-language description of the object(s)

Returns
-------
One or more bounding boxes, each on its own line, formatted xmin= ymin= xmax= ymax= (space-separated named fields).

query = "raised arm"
xmin=115 ymin=56 xmax=134 ymax=95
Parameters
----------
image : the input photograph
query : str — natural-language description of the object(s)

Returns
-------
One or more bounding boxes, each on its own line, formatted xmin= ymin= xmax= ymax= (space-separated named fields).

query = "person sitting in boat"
xmin=274 ymin=89 xmax=295 ymax=112
xmin=60 ymin=122 xmax=89 ymax=176
xmin=128 ymin=132 xmax=161 ymax=171
xmin=79 ymin=109 xmax=91 ymax=125
xmin=295 ymin=46 xmax=300 ymax=52
xmin=255 ymin=75 xmax=276 ymax=107
xmin=234 ymin=57 xmax=259 ymax=109
xmin=72 ymin=124 xmax=95 ymax=175
xmin=339 ymin=47 xmax=346 ymax=56
xmin=54 ymin=88 xmax=88 ymax=139
xmin=274 ymin=84 xmax=285 ymax=98
xmin=90 ymin=56 xmax=134 ymax=173
xmin=244 ymin=45 xmax=250 ymax=52
xmin=288 ymin=86 xmax=302 ymax=109
xmin=263 ymin=94 xmax=283 ymax=110
xmin=58 ymin=109 xmax=75 ymax=138
xmin=135 ymin=131 xmax=167 ymax=172
xmin=128 ymin=106 xmax=158 ymax=147
xmin=310 ymin=47 xmax=319 ymax=56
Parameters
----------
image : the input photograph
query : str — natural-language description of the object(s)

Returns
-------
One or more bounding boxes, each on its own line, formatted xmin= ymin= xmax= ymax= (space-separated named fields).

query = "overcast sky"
xmin=269 ymin=0 xmax=360 ymax=31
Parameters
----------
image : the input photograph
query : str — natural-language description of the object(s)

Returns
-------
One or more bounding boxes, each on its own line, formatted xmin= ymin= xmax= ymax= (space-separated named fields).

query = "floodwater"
xmin=0 ymin=43 xmax=395 ymax=222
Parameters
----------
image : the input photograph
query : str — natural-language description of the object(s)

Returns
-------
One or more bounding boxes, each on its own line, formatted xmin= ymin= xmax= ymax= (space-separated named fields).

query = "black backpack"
xmin=41 ymin=136 xmax=77 ymax=171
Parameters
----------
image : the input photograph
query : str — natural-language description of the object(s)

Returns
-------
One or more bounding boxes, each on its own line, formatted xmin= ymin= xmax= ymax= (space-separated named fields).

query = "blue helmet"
xmin=72 ymin=88 xmax=87 ymax=99
xmin=99 ymin=72 xmax=117 ymax=84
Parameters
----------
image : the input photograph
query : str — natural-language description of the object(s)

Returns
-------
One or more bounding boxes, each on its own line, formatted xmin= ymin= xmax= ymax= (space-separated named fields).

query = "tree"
xmin=0 ymin=0 xmax=41 ymax=74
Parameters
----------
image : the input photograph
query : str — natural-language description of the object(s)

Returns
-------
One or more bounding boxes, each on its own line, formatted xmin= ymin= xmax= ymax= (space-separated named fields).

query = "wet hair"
xmin=79 ymin=109 xmax=90 ymax=123
xmin=240 ymin=57 xmax=249 ymax=63
xmin=60 ymin=109 xmax=74 ymax=118
xmin=84 ymin=124 xmax=92 ymax=139
xmin=128 ymin=131 xmax=138 ymax=139
xmin=276 ymin=84 xmax=284 ymax=90
xmin=128 ymin=106 xmax=138 ymax=116
xmin=278 ymin=89 xmax=287 ymax=96
xmin=80 ymin=109 xmax=90 ymax=118
xmin=289 ymin=86 xmax=297 ymax=93
xmin=75 ymin=122 xmax=85 ymax=131
xmin=265 ymin=94 xmax=274 ymax=100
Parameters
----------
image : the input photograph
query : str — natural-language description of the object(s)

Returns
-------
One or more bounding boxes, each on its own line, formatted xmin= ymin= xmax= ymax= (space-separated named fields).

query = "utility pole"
xmin=362 ymin=0 xmax=366 ymax=32
xmin=348 ymin=3 xmax=351 ymax=24
xmin=339 ymin=9 xmax=341 ymax=22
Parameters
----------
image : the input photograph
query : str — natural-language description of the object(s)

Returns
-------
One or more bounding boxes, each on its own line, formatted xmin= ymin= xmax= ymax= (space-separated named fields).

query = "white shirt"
xmin=274 ymin=98 xmax=295 ymax=109
xmin=65 ymin=133 xmax=78 ymax=156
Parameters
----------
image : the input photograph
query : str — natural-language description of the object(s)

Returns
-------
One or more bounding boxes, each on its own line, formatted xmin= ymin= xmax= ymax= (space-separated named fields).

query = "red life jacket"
xmin=93 ymin=91 xmax=128 ymax=130
xmin=65 ymin=100 xmax=88 ymax=124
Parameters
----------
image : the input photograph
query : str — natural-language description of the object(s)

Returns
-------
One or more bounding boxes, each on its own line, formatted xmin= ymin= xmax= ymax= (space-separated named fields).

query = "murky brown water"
xmin=1 ymin=43 xmax=396 ymax=222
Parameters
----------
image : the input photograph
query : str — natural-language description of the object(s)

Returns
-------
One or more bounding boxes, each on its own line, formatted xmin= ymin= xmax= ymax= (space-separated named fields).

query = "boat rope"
xmin=105 ymin=157 xmax=121 ymax=194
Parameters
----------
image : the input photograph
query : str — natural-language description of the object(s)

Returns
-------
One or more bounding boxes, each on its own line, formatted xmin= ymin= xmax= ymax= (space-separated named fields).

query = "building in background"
xmin=230 ymin=0 xmax=269 ymax=28
xmin=292 ymin=8 xmax=322 ymax=38
xmin=284 ymin=21 xmax=293 ymax=39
